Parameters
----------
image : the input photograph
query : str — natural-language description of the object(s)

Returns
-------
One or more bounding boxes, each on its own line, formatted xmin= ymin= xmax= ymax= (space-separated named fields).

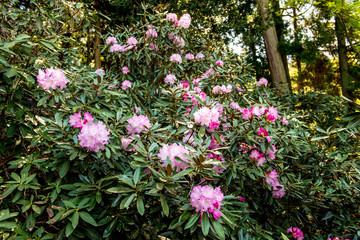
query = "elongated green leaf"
xmin=136 ymin=196 xmax=144 ymax=215
xmin=212 ymin=220 xmax=225 ymax=240
xmin=160 ymin=195 xmax=169 ymax=217
xmin=79 ymin=212 xmax=97 ymax=226
xmin=201 ymin=212 xmax=210 ymax=236
xmin=185 ymin=212 xmax=200 ymax=229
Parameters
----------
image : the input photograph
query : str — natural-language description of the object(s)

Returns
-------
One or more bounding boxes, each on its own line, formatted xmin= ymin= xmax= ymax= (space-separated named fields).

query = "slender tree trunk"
xmin=273 ymin=0 xmax=292 ymax=93
xmin=335 ymin=12 xmax=353 ymax=99
xmin=256 ymin=0 xmax=289 ymax=94
xmin=94 ymin=18 xmax=101 ymax=69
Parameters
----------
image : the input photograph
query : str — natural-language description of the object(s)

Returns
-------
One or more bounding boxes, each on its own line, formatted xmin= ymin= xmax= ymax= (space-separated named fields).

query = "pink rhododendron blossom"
xmin=267 ymin=145 xmax=277 ymax=160
xmin=216 ymin=60 xmax=224 ymax=66
xmin=121 ymin=136 xmax=134 ymax=150
xmin=238 ymin=196 xmax=246 ymax=202
xmin=127 ymin=37 xmax=138 ymax=45
xmin=265 ymin=170 xmax=279 ymax=186
xmin=190 ymin=185 xmax=224 ymax=216
xmin=178 ymin=13 xmax=191 ymax=28
xmin=212 ymin=210 xmax=222 ymax=220
xmin=146 ymin=28 xmax=158 ymax=38
xmin=185 ymin=53 xmax=195 ymax=60
xmin=37 ymin=67 xmax=69 ymax=90
xmin=105 ymin=37 xmax=117 ymax=45
xmin=170 ymin=53 xmax=182 ymax=64
xmin=122 ymin=80 xmax=132 ymax=90
xmin=164 ymin=74 xmax=177 ymax=84
xmin=166 ymin=13 xmax=177 ymax=22
xmin=242 ymin=108 xmax=253 ymax=120
xmin=78 ymin=121 xmax=110 ymax=152
xmin=110 ymin=44 xmax=126 ymax=53
xmin=212 ymin=86 xmax=221 ymax=93
xmin=287 ymin=227 xmax=304 ymax=240
xmin=149 ymin=42 xmax=159 ymax=51
xmin=95 ymin=68 xmax=105 ymax=75
xmin=158 ymin=143 xmax=190 ymax=171
xmin=256 ymin=77 xmax=268 ymax=86
xmin=181 ymin=82 xmax=189 ymax=89
xmin=126 ymin=114 xmax=151 ymax=134
xmin=282 ymin=116 xmax=289 ymax=125
xmin=196 ymin=52 xmax=205 ymax=59
xmin=69 ymin=111 xmax=83 ymax=128
xmin=257 ymin=127 xmax=268 ymax=137
xmin=249 ymin=150 xmax=266 ymax=166
xmin=194 ymin=107 xmax=221 ymax=128
xmin=122 ymin=66 xmax=130 ymax=75
xmin=209 ymin=121 xmax=220 ymax=130
xmin=272 ymin=183 xmax=286 ymax=198
xmin=328 ymin=238 xmax=350 ymax=240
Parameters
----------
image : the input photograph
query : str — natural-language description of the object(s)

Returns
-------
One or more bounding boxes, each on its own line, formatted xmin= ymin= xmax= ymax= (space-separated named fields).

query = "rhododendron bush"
xmin=1 ymin=4 xmax=359 ymax=240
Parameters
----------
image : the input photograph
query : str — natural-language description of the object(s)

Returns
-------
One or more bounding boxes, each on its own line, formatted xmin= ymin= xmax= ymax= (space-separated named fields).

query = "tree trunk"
xmin=335 ymin=13 xmax=353 ymax=99
xmin=293 ymin=7 xmax=302 ymax=76
xmin=256 ymin=0 xmax=289 ymax=94
xmin=94 ymin=18 xmax=101 ymax=69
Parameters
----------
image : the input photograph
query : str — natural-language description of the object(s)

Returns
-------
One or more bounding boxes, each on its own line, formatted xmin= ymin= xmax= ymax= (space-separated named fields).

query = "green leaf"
xmin=117 ymin=175 xmax=134 ymax=187
xmin=65 ymin=222 xmax=74 ymax=237
xmin=79 ymin=212 xmax=97 ymax=226
xmin=120 ymin=193 xmax=136 ymax=209
xmin=37 ymin=96 xmax=49 ymax=106
xmin=0 ymin=185 xmax=18 ymax=200
xmin=160 ymin=195 xmax=169 ymax=217
xmin=15 ymin=34 xmax=30 ymax=40
xmin=185 ymin=212 xmax=200 ymax=229
xmin=0 ymin=221 xmax=17 ymax=229
xmin=6 ymin=125 xmax=17 ymax=138
xmin=59 ymin=160 xmax=70 ymax=178
xmin=281 ymin=233 xmax=290 ymax=240
xmin=5 ymin=68 xmax=17 ymax=78
xmin=103 ymin=218 xmax=117 ymax=238
xmin=201 ymin=212 xmax=210 ymax=236
xmin=107 ymin=186 xmax=135 ymax=193
xmin=212 ymin=220 xmax=225 ymax=240
xmin=198 ymin=126 xmax=206 ymax=138
xmin=136 ymin=196 xmax=145 ymax=215
xmin=71 ymin=212 xmax=79 ymax=228
xmin=133 ymin=168 xmax=141 ymax=185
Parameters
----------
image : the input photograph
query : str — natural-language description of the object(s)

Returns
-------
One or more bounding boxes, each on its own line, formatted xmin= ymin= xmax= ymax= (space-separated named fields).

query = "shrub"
xmin=1 ymin=3 xmax=359 ymax=240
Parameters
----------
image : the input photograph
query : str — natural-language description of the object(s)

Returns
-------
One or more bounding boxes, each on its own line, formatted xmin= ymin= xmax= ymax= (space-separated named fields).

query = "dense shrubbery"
xmin=1 ymin=3 xmax=359 ymax=240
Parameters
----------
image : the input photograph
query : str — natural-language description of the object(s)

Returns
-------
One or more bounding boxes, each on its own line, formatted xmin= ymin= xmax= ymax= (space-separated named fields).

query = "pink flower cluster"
xmin=122 ymin=66 xmax=130 ymax=75
xmin=287 ymin=227 xmax=304 ymax=240
xmin=241 ymin=106 xmax=280 ymax=122
xmin=170 ymin=53 xmax=182 ymax=64
xmin=212 ymin=85 xmax=232 ymax=94
xmin=37 ymin=67 xmax=69 ymax=90
xmin=216 ymin=60 xmax=224 ymax=66
xmin=69 ymin=111 xmax=94 ymax=129
xmin=230 ymin=102 xmax=242 ymax=111
xmin=110 ymin=37 xmax=138 ymax=53
xmin=146 ymin=26 xmax=158 ymax=38
xmin=166 ymin=13 xmax=177 ymax=22
xmin=249 ymin=149 xmax=266 ymax=166
xmin=164 ymin=73 xmax=177 ymax=84
xmin=158 ymin=143 xmax=190 ymax=171
xmin=196 ymin=52 xmax=205 ymax=59
xmin=122 ymin=80 xmax=132 ymax=90
xmin=185 ymin=53 xmax=195 ymax=60
xmin=95 ymin=68 xmax=105 ymax=76
xmin=105 ymin=36 xmax=117 ymax=45
xmin=177 ymin=13 xmax=191 ymax=29
xmin=257 ymin=127 xmax=272 ymax=143
xmin=194 ymin=107 xmax=221 ymax=129
xmin=266 ymin=170 xmax=286 ymax=198
xmin=78 ymin=121 xmax=110 ymax=153
xmin=126 ymin=114 xmax=151 ymax=134
xmin=169 ymin=33 xmax=185 ymax=47
xmin=256 ymin=77 xmax=268 ymax=86
xmin=190 ymin=185 xmax=224 ymax=220
xmin=70 ymin=111 xmax=110 ymax=153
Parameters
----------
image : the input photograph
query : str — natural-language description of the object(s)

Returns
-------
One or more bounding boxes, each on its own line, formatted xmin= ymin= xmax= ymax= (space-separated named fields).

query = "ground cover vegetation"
xmin=0 ymin=1 xmax=359 ymax=240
